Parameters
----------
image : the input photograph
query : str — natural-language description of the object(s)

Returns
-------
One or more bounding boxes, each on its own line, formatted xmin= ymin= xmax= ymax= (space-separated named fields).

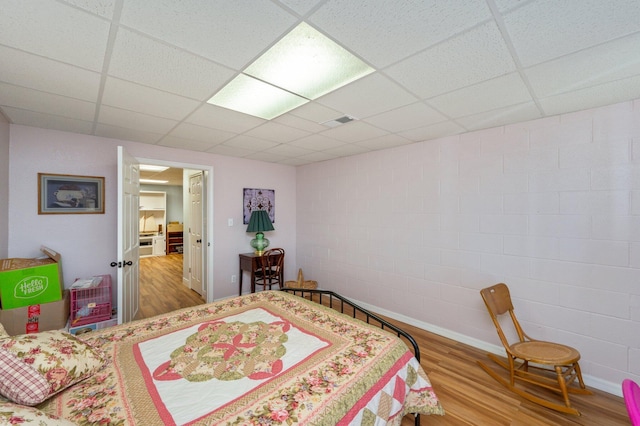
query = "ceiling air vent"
xmin=321 ymin=115 xmax=356 ymax=128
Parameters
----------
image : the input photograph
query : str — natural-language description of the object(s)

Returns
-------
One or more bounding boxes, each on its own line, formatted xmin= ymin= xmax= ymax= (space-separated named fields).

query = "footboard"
xmin=281 ymin=288 xmax=423 ymax=426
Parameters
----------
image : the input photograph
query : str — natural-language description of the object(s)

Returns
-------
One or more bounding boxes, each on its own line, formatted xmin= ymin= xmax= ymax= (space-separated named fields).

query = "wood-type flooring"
xmin=136 ymin=253 xmax=204 ymax=320
xmin=135 ymin=254 xmax=629 ymax=425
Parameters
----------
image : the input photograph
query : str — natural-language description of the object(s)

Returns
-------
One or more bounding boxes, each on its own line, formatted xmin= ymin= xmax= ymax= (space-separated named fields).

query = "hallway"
xmin=135 ymin=253 xmax=205 ymax=320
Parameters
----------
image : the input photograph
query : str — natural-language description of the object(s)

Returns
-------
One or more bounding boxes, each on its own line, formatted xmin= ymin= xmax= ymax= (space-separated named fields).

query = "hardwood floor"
xmin=136 ymin=253 xmax=204 ymax=320
xmin=133 ymin=264 xmax=629 ymax=425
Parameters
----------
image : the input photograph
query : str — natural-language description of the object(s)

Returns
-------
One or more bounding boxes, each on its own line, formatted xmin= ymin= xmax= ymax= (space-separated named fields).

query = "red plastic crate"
xmin=70 ymin=275 xmax=112 ymax=326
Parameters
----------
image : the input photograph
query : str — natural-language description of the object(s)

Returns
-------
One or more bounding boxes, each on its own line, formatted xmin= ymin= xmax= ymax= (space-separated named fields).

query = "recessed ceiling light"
xmin=139 ymin=164 xmax=169 ymax=172
xmin=208 ymin=74 xmax=308 ymax=120
xmin=245 ymin=22 xmax=374 ymax=100
xmin=207 ymin=22 xmax=374 ymax=120
xmin=140 ymin=179 xmax=168 ymax=184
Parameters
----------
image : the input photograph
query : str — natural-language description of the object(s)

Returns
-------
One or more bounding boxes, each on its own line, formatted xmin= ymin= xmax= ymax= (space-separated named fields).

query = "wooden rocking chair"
xmin=478 ymin=283 xmax=591 ymax=415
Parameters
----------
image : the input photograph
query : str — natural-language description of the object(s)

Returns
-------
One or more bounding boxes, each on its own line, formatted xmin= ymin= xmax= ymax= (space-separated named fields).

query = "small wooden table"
xmin=238 ymin=252 xmax=283 ymax=295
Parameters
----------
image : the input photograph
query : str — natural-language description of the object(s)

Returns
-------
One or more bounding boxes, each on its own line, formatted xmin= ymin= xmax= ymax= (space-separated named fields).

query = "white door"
xmin=189 ymin=172 xmax=203 ymax=295
xmin=117 ymin=146 xmax=140 ymax=324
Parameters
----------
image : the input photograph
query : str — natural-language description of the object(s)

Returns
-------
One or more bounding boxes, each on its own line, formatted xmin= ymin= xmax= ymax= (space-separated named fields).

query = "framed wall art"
xmin=38 ymin=173 xmax=105 ymax=214
xmin=243 ymin=188 xmax=275 ymax=224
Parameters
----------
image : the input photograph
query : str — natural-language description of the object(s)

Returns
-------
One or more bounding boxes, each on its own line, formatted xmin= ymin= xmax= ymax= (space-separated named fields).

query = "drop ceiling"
xmin=1 ymin=0 xmax=639 ymax=166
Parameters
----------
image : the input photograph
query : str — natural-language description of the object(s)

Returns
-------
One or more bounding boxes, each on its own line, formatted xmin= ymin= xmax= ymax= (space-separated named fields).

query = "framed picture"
xmin=38 ymin=173 xmax=105 ymax=214
xmin=243 ymin=188 xmax=275 ymax=224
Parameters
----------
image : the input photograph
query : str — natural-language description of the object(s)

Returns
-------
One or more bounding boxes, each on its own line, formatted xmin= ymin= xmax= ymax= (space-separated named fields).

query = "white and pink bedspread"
xmin=41 ymin=291 xmax=444 ymax=425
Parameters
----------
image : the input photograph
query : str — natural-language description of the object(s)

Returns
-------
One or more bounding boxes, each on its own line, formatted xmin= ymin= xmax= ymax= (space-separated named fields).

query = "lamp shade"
xmin=246 ymin=210 xmax=274 ymax=233
xmin=246 ymin=210 xmax=274 ymax=255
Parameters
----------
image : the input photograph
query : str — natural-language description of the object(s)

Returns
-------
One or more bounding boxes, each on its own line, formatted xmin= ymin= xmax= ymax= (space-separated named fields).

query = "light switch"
xmin=228 ymin=218 xmax=233 ymax=227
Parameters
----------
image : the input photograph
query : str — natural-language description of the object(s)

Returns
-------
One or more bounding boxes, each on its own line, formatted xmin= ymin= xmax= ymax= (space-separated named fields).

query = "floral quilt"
xmin=40 ymin=291 xmax=444 ymax=425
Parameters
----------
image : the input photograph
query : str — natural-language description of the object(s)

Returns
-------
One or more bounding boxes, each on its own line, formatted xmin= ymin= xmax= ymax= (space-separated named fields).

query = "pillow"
xmin=0 ymin=323 xmax=7 ymax=337
xmin=0 ymin=330 xmax=105 ymax=406
xmin=0 ymin=398 xmax=76 ymax=425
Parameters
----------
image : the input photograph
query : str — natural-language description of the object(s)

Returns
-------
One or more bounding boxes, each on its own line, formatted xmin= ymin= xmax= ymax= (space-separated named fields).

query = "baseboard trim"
xmin=349 ymin=297 xmax=622 ymax=398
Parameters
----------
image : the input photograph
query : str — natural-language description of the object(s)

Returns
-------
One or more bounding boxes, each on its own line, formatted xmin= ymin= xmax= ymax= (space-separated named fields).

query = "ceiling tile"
xmin=317 ymin=73 xmax=417 ymax=119
xmin=456 ymin=102 xmax=542 ymax=131
xmin=264 ymin=143 xmax=316 ymax=158
xmin=98 ymin=105 xmax=178 ymax=134
xmin=244 ymin=121 xmax=311 ymax=143
xmin=60 ymin=0 xmax=116 ymax=18
xmin=309 ymin=0 xmax=491 ymax=68
xmin=244 ymin=151 xmax=290 ymax=162
xmin=289 ymin=102 xmax=343 ymax=123
xmin=275 ymin=0 xmax=323 ymax=16
xmin=273 ymin=113 xmax=328 ymax=133
xmin=0 ymin=0 xmax=110 ymax=71
xmin=296 ymin=151 xmax=339 ymax=163
xmin=158 ymin=135 xmax=220 ymax=151
xmin=0 ymin=46 xmax=101 ymax=102
xmin=0 ymin=83 xmax=96 ymax=121
xmin=288 ymin=134 xmax=346 ymax=151
xmin=94 ymin=123 xmax=164 ymax=143
xmin=385 ymin=22 xmax=516 ymax=99
xmin=526 ymin=32 xmax=640 ymax=98
xmin=168 ymin=122 xmax=236 ymax=144
xmin=320 ymin=121 xmax=388 ymax=143
xmin=1 ymin=1 xmax=639 ymax=166
xmin=120 ymin=1 xmax=297 ymax=69
xmin=278 ymin=156 xmax=315 ymax=166
xmin=399 ymin=120 xmax=465 ymax=142
xmin=354 ymin=134 xmax=414 ymax=150
xmin=2 ymin=106 xmax=93 ymax=134
xmin=539 ymin=74 xmax=640 ymax=116
xmin=504 ymin=0 xmax=640 ymax=67
xmin=206 ymin=144 xmax=254 ymax=157
xmin=324 ymin=143 xmax=370 ymax=157
xmin=364 ymin=102 xmax=447 ymax=132
xmin=108 ymin=28 xmax=236 ymax=100
xmin=429 ymin=73 xmax=532 ymax=118
xmin=222 ymin=135 xmax=279 ymax=150
xmin=187 ymin=104 xmax=265 ymax=133
xmin=101 ymin=77 xmax=200 ymax=120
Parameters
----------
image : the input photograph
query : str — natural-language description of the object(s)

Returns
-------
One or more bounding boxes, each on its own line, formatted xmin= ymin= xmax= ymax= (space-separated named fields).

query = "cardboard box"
xmin=0 ymin=290 xmax=70 ymax=335
xmin=0 ymin=246 xmax=63 ymax=309
xmin=167 ymin=222 xmax=183 ymax=232
xmin=68 ymin=315 xmax=117 ymax=335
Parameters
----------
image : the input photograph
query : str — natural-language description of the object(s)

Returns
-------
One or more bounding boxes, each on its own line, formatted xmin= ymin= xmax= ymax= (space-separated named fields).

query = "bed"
xmin=0 ymin=290 xmax=444 ymax=425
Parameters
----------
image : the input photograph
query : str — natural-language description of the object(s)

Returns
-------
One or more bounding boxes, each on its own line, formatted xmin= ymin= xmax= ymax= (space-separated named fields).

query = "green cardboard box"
xmin=0 ymin=246 xmax=63 ymax=309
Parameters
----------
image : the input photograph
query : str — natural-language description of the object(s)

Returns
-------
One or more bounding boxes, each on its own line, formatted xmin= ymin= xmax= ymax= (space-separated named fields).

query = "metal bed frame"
xmin=280 ymin=288 xmax=422 ymax=426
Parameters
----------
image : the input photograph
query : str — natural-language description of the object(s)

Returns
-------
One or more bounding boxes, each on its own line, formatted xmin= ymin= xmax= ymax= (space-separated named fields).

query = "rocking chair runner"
xmin=478 ymin=283 xmax=591 ymax=415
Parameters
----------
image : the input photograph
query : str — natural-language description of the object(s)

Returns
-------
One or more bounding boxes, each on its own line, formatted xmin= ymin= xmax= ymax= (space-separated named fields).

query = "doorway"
xmin=135 ymin=163 xmax=212 ymax=320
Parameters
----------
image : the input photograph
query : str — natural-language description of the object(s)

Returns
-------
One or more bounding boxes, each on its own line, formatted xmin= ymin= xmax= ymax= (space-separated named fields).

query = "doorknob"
xmin=197 ymin=239 xmax=202 ymax=243
xmin=110 ymin=261 xmax=120 ymax=268
xmin=124 ymin=260 xmax=133 ymax=266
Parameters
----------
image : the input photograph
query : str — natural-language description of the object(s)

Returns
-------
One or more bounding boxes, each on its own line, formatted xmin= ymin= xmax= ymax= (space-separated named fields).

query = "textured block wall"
xmin=296 ymin=99 xmax=640 ymax=392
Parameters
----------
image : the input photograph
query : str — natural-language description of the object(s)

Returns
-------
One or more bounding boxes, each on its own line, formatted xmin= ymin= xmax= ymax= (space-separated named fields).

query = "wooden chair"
xmin=478 ymin=283 xmax=591 ymax=415
xmin=254 ymin=248 xmax=285 ymax=291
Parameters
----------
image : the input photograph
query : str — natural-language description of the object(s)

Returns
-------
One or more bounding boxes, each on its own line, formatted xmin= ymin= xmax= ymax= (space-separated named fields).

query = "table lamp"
xmin=246 ymin=210 xmax=274 ymax=255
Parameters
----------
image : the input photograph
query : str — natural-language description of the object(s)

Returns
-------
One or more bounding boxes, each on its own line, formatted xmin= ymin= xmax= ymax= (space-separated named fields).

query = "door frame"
xmin=137 ymin=157 xmax=214 ymax=303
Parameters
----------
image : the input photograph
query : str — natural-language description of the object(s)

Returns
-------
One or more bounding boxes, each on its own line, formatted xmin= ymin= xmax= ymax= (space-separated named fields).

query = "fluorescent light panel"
xmin=140 ymin=179 xmax=168 ymax=184
xmin=208 ymin=22 xmax=374 ymax=120
xmin=139 ymin=164 xmax=169 ymax=172
xmin=209 ymin=74 xmax=308 ymax=120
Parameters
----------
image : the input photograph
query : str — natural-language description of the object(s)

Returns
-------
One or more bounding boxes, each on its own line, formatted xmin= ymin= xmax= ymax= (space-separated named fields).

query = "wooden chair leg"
xmin=478 ymin=355 xmax=581 ymax=416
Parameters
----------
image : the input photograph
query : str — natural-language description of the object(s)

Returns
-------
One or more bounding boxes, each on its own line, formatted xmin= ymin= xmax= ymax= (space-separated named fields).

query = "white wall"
xmin=296 ymin=98 xmax=640 ymax=395
xmin=0 ymin=113 xmax=9 ymax=258
xmin=7 ymin=125 xmax=297 ymax=300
